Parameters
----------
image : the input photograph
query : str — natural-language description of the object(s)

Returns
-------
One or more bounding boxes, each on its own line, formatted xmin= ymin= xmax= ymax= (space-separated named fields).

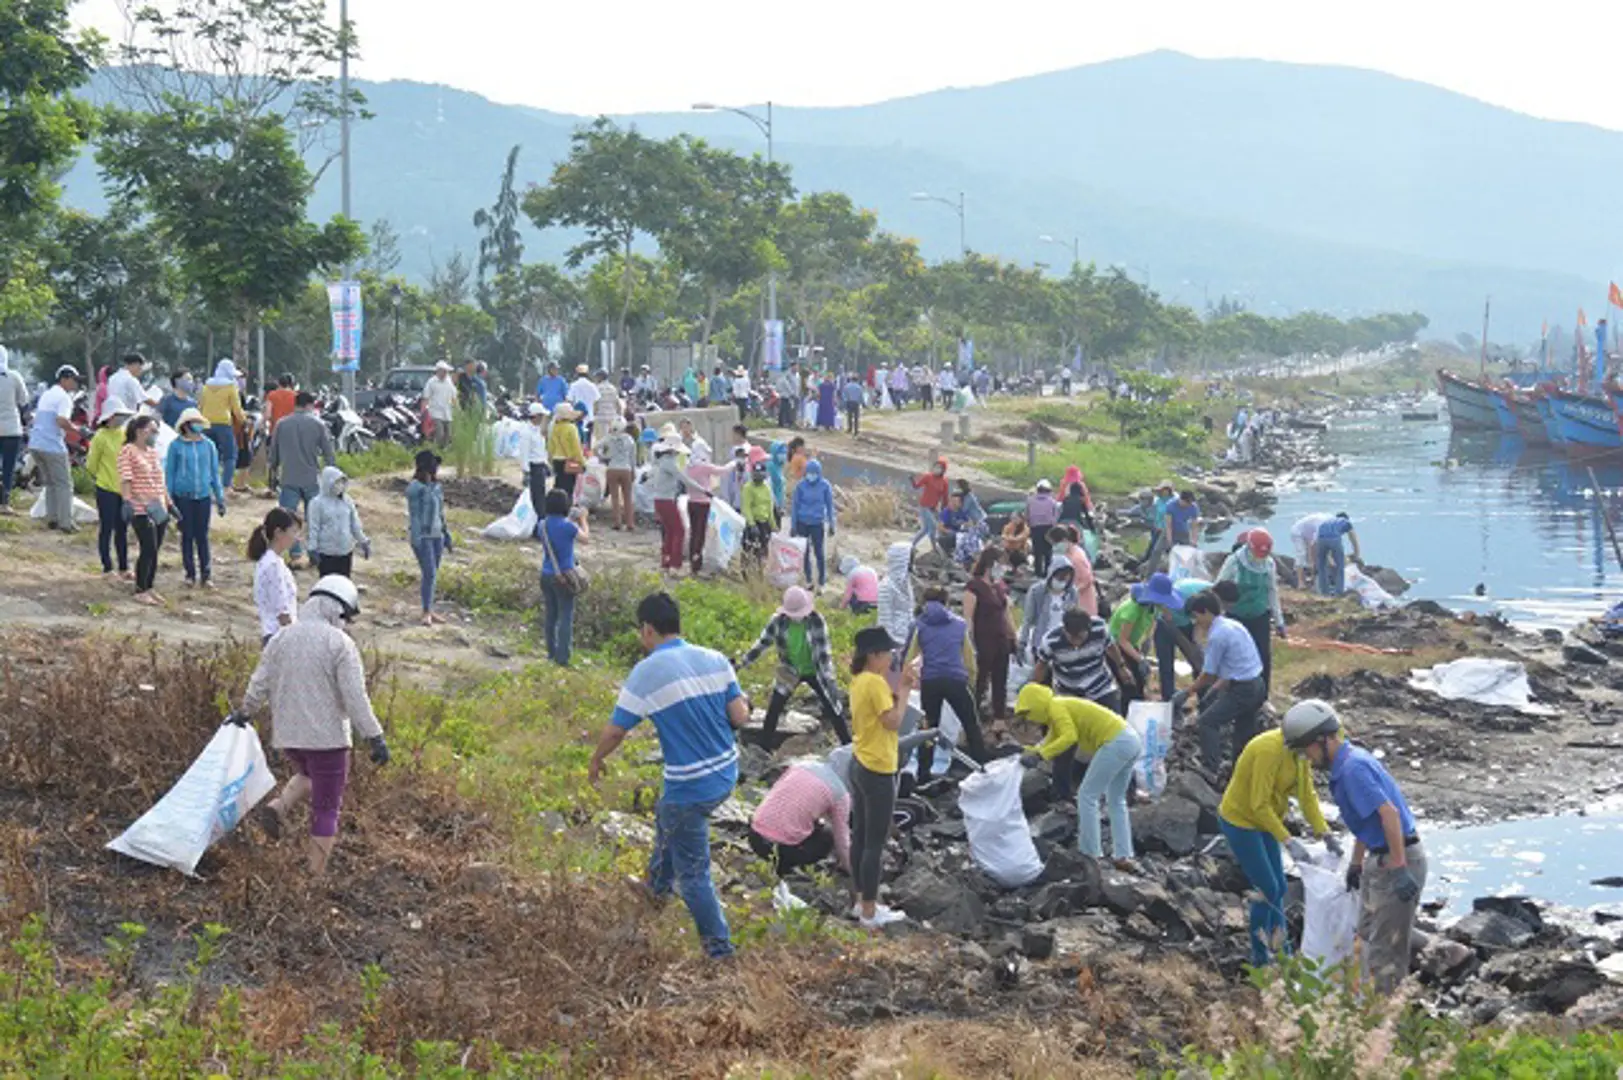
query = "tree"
xmin=0 ymin=0 xmax=101 ymax=326
xmin=362 ymin=220 xmax=403 ymax=276
xmin=474 ymin=146 xmax=528 ymax=380
xmin=43 ymin=207 xmax=174 ymax=368
xmin=778 ymin=192 xmax=879 ymax=352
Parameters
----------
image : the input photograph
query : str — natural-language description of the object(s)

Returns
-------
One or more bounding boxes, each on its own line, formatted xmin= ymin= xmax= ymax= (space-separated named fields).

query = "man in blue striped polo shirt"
xmin=589 ymin=592 xmax=750 ymax=958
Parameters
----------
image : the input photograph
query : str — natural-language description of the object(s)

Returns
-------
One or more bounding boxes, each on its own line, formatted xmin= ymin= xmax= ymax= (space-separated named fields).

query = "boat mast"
xmin=1479 ymin=297 xmax=1490 ymax=380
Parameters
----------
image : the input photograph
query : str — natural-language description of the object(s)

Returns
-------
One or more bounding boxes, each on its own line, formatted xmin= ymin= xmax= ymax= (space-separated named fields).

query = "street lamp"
xmin=1111 ymin=262 xmax=1152 ymax=289
xmin=693 ymin=100 xmax=778 ymax=360
xmin=1038 ymin=234 xmax=1080 ymax=269
xmin=912 ymin=190 xmax=966 ymax=256
xmin=389 ymin=283 xmax=403 ymax=370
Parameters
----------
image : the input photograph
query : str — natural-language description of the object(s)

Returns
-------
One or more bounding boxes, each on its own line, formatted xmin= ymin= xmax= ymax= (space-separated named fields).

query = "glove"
xmin=225 ymin=710 xmax=250 ymax=728
xmin=1019 ymin=751 xmax=1043 ymax=770
xmin=1323 ymin=832 xmax=1344 ymax=858
xmin=360 ymin=540 xmax=372 ymax=560
xmin=1276 ymin=622 xmax=1288 ymax=640
xmin=215 ymin=500 xmax=227 ymax=517
xmin=1392 ymin=867 xmax=1420 ymax=904
xmin=368 ymin=735 xmax=391 ymax=766
xmin=1285 ymin=838 xmax=1311 ymax=864
xmin=1345 ymin=861 xmax=1363 ymax=894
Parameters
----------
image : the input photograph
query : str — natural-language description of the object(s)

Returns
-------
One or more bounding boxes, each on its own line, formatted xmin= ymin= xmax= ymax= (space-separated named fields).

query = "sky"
xmin=74 ymin=0 xmax=1623 ymax=131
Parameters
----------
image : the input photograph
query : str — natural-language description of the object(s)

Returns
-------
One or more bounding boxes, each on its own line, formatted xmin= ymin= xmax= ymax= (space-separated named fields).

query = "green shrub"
xmin=984 ymin=438 xmax=1168 ymax=495
xmin=437 ymin=549 xmax=538 ymax=614
xmin=338 ymin=441 xmax=415 ymax=478
xmin=445 ymin=404 xmax=495 ymax=478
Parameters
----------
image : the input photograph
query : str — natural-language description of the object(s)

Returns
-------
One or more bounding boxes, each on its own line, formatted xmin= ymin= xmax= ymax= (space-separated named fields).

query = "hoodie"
xmin=198 ymin=359 xmax=245 ymax=427
xmin=876 ymin=541 xmax=915 ymax=647
xmin=1014 ymin=683 xmax=1127 ymax=760
xmin=767 ymin=441 xmax=788 ymax=507
xmin=915 ymin=600 xmax=970 ymax=682
xmin=241 ymin=594 xmax=384 ymax=751
xmin=1021 ymin=562 xmax=1079 ymax=651
xmin=307 ymin=466 xmax=370 ymax=558
xmin=912 ymin=458 xmax=949 ymax=509
xmin=790 ymin=460 xmax=836 ymax=528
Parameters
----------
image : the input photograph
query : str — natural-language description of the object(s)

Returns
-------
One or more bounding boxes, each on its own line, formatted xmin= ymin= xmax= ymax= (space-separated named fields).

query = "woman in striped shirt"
xmin=117 ymin=416 xmax=174 ymax=606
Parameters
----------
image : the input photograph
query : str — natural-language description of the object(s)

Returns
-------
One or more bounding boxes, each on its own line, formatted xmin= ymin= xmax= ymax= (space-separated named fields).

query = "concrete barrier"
xmin=633 ymin=405 xmax=740 ymax=455
xmin=757 ymin=441 xmax=1028 ymax=507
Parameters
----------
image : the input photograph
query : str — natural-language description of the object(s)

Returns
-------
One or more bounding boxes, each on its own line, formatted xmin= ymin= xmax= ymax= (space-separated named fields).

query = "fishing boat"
xmin=1533 ymin=387 xmax=1569 ymax=447
xmin=1505 ymin=389 xmax=1550 ymax=445
xmin=1545 ymin=388 xmax=1623 ymax=450
xmin=1487 ymin=385 xmax=1519 ymax=433
xmin=1437 ymin=369 xmax=1500 ymax=429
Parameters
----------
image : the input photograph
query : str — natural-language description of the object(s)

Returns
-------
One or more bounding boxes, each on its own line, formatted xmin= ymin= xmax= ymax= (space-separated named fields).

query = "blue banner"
xmin=764 ymin=319 xmax=785 ymax=370
xmin=328 ymin=280 xmax=364 ymax=373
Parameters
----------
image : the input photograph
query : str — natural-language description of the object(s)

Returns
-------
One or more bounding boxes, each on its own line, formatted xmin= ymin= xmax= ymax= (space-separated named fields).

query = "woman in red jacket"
xmin=910 ymin=455 xmax=949 ymax=555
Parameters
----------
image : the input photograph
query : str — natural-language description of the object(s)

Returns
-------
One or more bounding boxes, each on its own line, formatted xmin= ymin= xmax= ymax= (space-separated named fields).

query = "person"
xmin=1166 ymin=489 xmax=1203 ymax=549
xmin=537 ymin=362 xmax=568 ymax=411
xmin=87 ymin=400 xmax=136 ymax=578
xmin=764 ymin=440 xmax=788 ymax=513
xmin=198 ymin=359 xmax=247 ymax=494
xmin=731 ymin=365 xmax=752 ymax=422
xmin=1316 ymin=512 xmax=1361 ymax=596
xmin=840 ymin=374 xmax=864 ymax=435
xmin=407 ymin=449 xmax=452 ymax=626
xmin=30 ymin=365 xmax=82 ymax=532
xmin=943 ymin=480 xmax=987 ymax=569
xmin=157 ymin=370 xmax=195 ymax=430
xmin=741 ymin=461 xmax=776 ymax=568
xmin=647 ymin=437 xmax=687 ymax=572
xmin=1015 ymin=685 xmax=1141 ymax=859
xmin=876 ymin=540 xmax=916 ymax=649
xmin=1217 ymin=527 xmax=1287 ymax=693
xmin=915 ymin=364 xmax=933 ymax=410
xmin=1031 ymin=479 xmax=1067 ymax=555
xmin=567 ymin=365 xmax=599 ymax=429
xmin=588 ymin=593 xmax=747 ymax=958
xmin=547 ymin=403 xmax=586 ymax=500
xmin=889 ymin=364 xmax=910 ymax=408
xmin=1050 ymin=526 xmax=1098 ymax=617
xmin=719 ymin=444 xmax=750 ymax=512
xmin=423 ymin=361 xmax=458 ymax=447
xmin=1217 ymin=720 xmax=1337 ymax=968
xmin=1289 ymin=512 xmax=1333 ymax=589
xmin=1142 ymin=480 xmax=1177 ymax=571
xmin=117 ymin=415 xmax=172 ymax=605
xmin=1001 ymin=508 xmax=1031 ymax=572
xmin=789 ymin=458 xmax=837 ymax=587
xmin=1177 ymin=590 xmax=1268 ymax=777
xmin=233 ymin=575 xmax=388 ymax=875
xmin=250 ymin=507 xmax=302 ymax=645
xmin=748 ymin=750 xmax=852 ymax=876
xmin=591 ymin=369 xmax=619 ymax=446
xmin=106 ymin=352 xmax=147 ymax=414
xmin=785 ymin=435 xmax=808 ymax=487
xmin=1288 ymin=699 xmax=1426 ymax=993
xmin=268 ymin=391 xmax=335 ymax=566
xmin=1109 ymin=572 xmax=1183 ymax=701
xmin=1020 ymin=561 xmax=1078 ymax=664
xmin=839 ymin=555 xmax=879 ymax=615
xmin=165 ymin=407 xmax=227 ymax=588
xmin=812 ymin=373 xmax=835 ymax=431
xmin=0 ymin=348 xmax=31 ymax=512
xmin=775 ymin=365 xmax=799 ymax=428
xmin=964 ymin=548 xmax=1017 ymax=724
xmin=306 ymin=466 xmax=370 ymax=579
xmin=909 ymin=586 xmax=988 ymax=777
xmin=1153 ymin=574 xmax=1212 ymax=699
xmin=1034 ymin=606 xmax=1123 ymax=714
xmin=537 ymin=488 xmax=588 ymax=666
xmin=1058 ymin=465 xmax=1093 ymax=530
xmin=596 ymin=416 xmax=636 ymax=530
xmin=706 ymin=365 xmax=730 ymax=407
xmin=265 ymin=373 xmax=297 ymax=433
xmin=847 ymin=626 xmax=920 ymax=928
xmin=680 ymin=443 xmax=727 ymax=575
xmin=910 ymin=456 xmax=949 ymax=555
xmin=736 ymin=586 xmax=849 ymax=746
xmin=510 ymin=401 xmax=549 ymax=520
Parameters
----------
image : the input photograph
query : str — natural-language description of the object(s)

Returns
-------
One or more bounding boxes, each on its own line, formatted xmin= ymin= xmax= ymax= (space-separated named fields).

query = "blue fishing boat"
xmin=1438 ymin=369 xmax=1499 ymax=429
xmin=1506 ymin=390 xmax=1550 ymax=445
xmin=1546 ymin=388 xmax=1623 ymax=450
xmin=1488 ymin=387 xmax=1519 ymax=432
xmin=1533 ymin=388 xmax=1567 ymax=446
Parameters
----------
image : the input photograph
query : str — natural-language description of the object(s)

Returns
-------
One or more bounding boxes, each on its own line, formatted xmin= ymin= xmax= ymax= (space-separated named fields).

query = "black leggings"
xmin=1031 ymin=530 xmax=1053 ymax=576
xmin=849 ymin=760 xmax=896 ymax=903
xmin=95 ymin=488 xmax=128 ymax=573
xmin=1236 ymin=611 xmax=1274 ymax=694
xmin=748 ymin=824 xmax=833 ymax=875
xmin=915 ymin=676 xmax=988 ymax=778
xmin=132 ymin=515 xmax=166 ymax=593
xmin=317 ymin=552 xmax=353 ymax=578
xmin=528 ymin=462 xmax=550 ymax=519
xmin=761 ymin=674 xmax=850 ymax=745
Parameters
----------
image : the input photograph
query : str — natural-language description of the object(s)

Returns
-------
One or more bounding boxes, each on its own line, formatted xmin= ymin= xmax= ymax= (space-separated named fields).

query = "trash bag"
xmin=1408 ymin=658 xmax=1555 ymax=716
xmin=1168 ymin=545 xmax=1205 ymax=581
xmin=481 ymin=487 xmax=537 ymax=541
xmin=767 ymin=532 xmax=806 ymax=587
xmin=106 ymin=721 xmax=276 ymax=876
xmin=703 ymin=498 xmax=746 ymax=571
xmin=29 ymin=491 xmax=98 ymax=525
xmin=492 ymin=418 xmax=528 ymax=460
xmin=1299 ymin=855 xmax=1359 ymax=968
xmin=1125 ymin=700 xmax=1173 ymax=800
xmin=957 ymin=757 xmax=1044 ymax=887
xmin=1344 ymin=565 xmax=1397 ymax=610
xmin=632 ymin=465 xmax=656 ymax=517
xmin=578 ymin=461 xmax=608 ymax=509
xmin=1005 ymin=655 xmax=1034 ymax=709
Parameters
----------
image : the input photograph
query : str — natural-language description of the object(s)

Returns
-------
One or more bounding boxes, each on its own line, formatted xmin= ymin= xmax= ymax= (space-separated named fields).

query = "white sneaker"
xmin=860 ymin=904 xmax=907 ymax=929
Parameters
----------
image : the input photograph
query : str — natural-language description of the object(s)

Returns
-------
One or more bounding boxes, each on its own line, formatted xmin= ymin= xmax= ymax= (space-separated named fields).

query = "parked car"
xmin=353 ymin=365 xmax=438 ymax=410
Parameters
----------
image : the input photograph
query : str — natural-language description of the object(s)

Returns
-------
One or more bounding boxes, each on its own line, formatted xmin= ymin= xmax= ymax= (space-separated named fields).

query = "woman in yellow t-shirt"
xmin=847 ymin=626 xmax=918 ymax=929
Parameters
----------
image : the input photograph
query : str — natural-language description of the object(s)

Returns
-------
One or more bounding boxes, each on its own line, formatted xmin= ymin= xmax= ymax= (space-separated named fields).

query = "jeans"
xmin=647 ymin=795 xmax=733 ymax=958
xmin=913 ymin=506 xmax=940 ymax=552
xmin=1220 ymin=818 xmax=1288 ymax=967
xmin=0 ymin=435 xmax=20 ymax=505
xmin=1357 ymin=842 xmax=1429 ymax=993
xmin=37 ymin=450 xmax=73 ymax=530
xmin=1154 ymin=619 xmax=1204 ymax=700
xmin=278 ymin=483 xmax=317 ymax=558
xmin=1078 ymin=729 xmax=1142 ymax=858
xmin=844 ymin=402 xmax=861 ymax=435
xmin=413 ymin=536 xmax=444 ymax=613
xmin=777 ymin=396 xmax=797 ymax=428
xmin=95 ymin=487 xmax=129 ymax=572
xmin=1316 ymin=540 xmax=1345 ymax=596
xmin=761 ymin=672 xmax=849 ymax=744
xmin=208 ymin=424 xmax=236 ymax=491
xmin=794 ymin=520 xmax=825 ymax=585
xmin=132 ymin=515 xmax=166 ymax=593
xmin=174 ymin=495 xmax=214 ymax=582
xmin=552 ymin=460 xmax=576 ymax=500
xmin=1236 ymin=611 xmax=1274 ymax=693
xmin=654 ymin=498 xmax=684 ymax=569
xmin=527 ymin=462 xmax=549 ymax=522
xmin=973 ymin=635 xmax=1011 ymax=719
xmin=1031 ymin=529 xmax=1053 ymax=576
xmin=1197 ymin=676 xmax=1267 ymax=776
xmin=540 ymin=572 xmax=576 ymax=665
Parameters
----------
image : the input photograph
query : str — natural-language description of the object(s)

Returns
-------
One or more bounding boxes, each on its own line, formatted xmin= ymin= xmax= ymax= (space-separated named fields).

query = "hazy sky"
xmin=75 ymin=0 xmax=1622 ymax=131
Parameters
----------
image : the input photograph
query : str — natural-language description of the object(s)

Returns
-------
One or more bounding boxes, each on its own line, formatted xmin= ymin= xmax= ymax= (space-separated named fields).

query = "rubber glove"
xmin=1392 ymin=867 xmax=1420 ymax=903
xmin=1285 ymin=838 xmax=1311 ymax=864
xmin=368 ymin=735 xmax=391 ymax=766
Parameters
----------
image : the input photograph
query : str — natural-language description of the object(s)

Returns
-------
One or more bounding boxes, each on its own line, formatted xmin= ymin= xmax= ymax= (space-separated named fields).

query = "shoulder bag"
xmin=537 ymin=516 xmax=591 ymax=595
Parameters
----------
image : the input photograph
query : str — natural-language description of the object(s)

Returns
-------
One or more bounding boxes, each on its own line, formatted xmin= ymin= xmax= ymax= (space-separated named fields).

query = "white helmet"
xmin=1282 ymin=699 xmax=1340 ymax=749
xmin=310 ymin=575 xmax=360 ymax=620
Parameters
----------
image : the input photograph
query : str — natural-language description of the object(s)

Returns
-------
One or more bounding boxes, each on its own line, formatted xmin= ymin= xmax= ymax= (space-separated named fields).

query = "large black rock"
xmin=890 ymin=865 xmax=986 ymax=936
xmin=1471 ymin=896 xmax=1545 ymax=934
xmin=1448 ymin=910 xmax=1536 ymax=951
xmin=1130 ymin=795 xmax=1203 ymax=856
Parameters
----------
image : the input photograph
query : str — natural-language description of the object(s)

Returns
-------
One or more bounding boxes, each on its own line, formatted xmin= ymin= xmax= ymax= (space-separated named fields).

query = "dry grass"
xmin=837 ymin=484 xmax=909 ymax=531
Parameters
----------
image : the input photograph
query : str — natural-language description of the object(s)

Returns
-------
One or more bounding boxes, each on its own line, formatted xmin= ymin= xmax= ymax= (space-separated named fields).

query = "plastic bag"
xmin=632 ymin=465 xmax=655 ymax=517
xmin=1408 ymin=658 xmax=1555 ymax=716
xmin=767 ymin=532 xmax=806 ymax=587
xmin=1126 ymin=700 xmax=1173 ymax=800
xmin=1005 ymin=655 xmax=1034 ymax=709
xmin=578 ymin=461 xmax=607 ymax=509
xmin=492 ymin=418 xmax=528 ymax=460
xmin=803 ymin=399 xmax=819 ymax=426
xmin=29 ymin=491 xmax=98 ymax=525
xmin=107 ymin=722 xmax=276 ymax=876
xmin=1344 ymin=565 xmax=1397 ymax=610
xmin=481 ymin=488 xmax=537 ymax=541
xmin=703 ymin=498 xmax=746 ymax=570
xmin=1299 ymin=856 xmax=1359 ymax=968
xmin=957 ymin=757 xmax=1044 ymax=887
xmin=1168 ymin=544 xmax=1205 ymax=581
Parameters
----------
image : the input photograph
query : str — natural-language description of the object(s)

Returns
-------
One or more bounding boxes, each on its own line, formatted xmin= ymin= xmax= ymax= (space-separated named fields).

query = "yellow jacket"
xmin=742 ymin=480 xmax=775 ymax=526
xmin=547 ymin=419 xmax=584 ymax=464
xmin=87 ymin=426 xmax=125 ymax=493
xmin=1015 ymin=684 xmax=1127 ymax=761
xmin=1219 ymin=728 xmax=1329 ymax=843
xmin=197 ymin=383 xmax=244 ymax=427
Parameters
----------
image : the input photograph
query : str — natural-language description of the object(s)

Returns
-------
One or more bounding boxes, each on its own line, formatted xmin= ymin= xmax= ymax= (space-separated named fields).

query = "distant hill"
xmin=63 ymin=53 xmax=1623 ymax=338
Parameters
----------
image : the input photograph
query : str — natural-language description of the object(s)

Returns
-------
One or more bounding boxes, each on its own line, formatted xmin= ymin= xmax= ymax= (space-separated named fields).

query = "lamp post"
xmin=106 ymin=260 xmax=127 ymax=371
xmin=338 ymin=0 xmax=356 ymax=401
xmin=692 ymin=100 xmax=776 ymax=356
xmin=389 ymin=283 xmax=403 ymax=371
xmin=912 ymin=190 xmax=966 ymax=256
xmin=1038 ymin=234 xmax=1080 ymax=270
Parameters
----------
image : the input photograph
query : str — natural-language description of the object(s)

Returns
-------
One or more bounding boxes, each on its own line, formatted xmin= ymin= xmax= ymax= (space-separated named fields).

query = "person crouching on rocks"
xmin=847 ymin=627 xmax=920 ymax=929
xmin=1175 ymin=590 xmax=1267 ymax=778
xmin=735 ymin=586 xmax=849 ymax=749
xmin=231 ymin=575 xmax=389 ymax=876
xmin=1014 ymin=684 xmax=1140 ymax=867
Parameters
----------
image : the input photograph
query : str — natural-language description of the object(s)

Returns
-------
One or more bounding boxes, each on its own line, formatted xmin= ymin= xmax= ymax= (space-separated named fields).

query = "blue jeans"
xmin=795 ymin=520 xmax=825 ymax=586
xmin=1078 ymin=729 xmax=1142 ymax=858
xmin=648 ymin=795 xmax=733 ymax=958
xmin=1220 ymin=818 xmax=1289 ymax=967
xmin=0 ymin=435 xmax=20 ymax=505
xmin=1316 ymin=540 xmax=1345 ymax=596
xmin=413 ymin=537 xmax=443 ymax=613
xmin=913 ymin=506 xmax=941 ymax=552
xmin=278 ymin=484 xmax=318 ymax=558
xmin=174 ymin=496 xmax=214 ymax=582
xmin=208 ymin=424 xmax=237 ymax=491
xmin=539 ymin=573 xmax=575 ymax=665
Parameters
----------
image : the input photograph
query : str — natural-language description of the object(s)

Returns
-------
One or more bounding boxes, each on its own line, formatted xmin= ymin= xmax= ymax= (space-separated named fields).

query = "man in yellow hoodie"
xmin=1217 ymin=724 xmax=1342 ymax=967
xmin=1014 ymin=684 xmax=1141 ymax=862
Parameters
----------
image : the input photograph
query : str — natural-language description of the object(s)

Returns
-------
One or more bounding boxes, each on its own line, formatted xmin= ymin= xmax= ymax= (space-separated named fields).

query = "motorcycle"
xmin=317 ymin=392 xmax=376 ymax=455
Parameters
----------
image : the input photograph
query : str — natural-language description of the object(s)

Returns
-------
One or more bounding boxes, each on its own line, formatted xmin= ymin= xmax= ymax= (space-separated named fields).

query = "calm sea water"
xmin=1424 ymin=807 xmax=1623 ymax=919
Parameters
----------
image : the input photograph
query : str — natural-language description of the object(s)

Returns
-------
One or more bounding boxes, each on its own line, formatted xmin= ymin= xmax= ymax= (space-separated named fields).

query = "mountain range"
xmin=64 ymin=51 xmax=1623 ymax=340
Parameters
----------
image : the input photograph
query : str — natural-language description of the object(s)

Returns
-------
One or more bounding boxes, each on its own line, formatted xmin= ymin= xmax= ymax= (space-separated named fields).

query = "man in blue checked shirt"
xmin=589 ymin=592 xmax=750 ymax=959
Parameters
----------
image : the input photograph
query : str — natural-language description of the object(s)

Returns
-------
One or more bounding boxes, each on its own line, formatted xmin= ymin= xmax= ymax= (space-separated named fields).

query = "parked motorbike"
xmin=317 ymin=392 xmax=376 ymax=455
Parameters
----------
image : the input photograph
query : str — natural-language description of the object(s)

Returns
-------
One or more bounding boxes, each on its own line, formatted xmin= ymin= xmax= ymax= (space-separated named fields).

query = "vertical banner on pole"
xmin=764 ymin=319 xmax=785 ymax=370
xmin=328 ymin=280 xmax=363 ymax=374
xmin=958 ymin=337 xmax=974 ymax=371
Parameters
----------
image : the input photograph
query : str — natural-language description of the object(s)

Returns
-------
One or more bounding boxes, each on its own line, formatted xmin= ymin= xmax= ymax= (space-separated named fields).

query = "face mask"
xmin=177 ymin=378 xmax=195 ymax=394
xmin=1049 ymin=580 xmax=1067 ymax=594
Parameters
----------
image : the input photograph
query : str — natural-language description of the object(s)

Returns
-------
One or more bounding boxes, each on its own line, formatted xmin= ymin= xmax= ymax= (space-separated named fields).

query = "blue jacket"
xmin=537 ymin=375 xmax=568 ymax=410
xmin=916 ymin=600 xmax=969 ymax=682
xmin=791 ymin=460 xmax=837 ymax=529
xmin=165 ymin=435 xmax=224 ymax=503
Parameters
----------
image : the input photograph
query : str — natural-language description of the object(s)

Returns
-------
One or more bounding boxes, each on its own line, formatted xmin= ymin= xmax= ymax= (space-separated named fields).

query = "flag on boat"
xmin=1610 ymin=282 xmax=1623 ymax=309
xmin=1579 ymin=307 xmax=1589 ymax=327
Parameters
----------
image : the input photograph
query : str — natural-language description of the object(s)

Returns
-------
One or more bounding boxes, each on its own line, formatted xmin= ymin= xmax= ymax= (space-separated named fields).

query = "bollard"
xmin=939 ymin=421 xmax=956 ymax=445
xmin=1028 ymin=437 xmax=1037 ymax=469
xmin=957 ymin=413 xmax=971 ymax=439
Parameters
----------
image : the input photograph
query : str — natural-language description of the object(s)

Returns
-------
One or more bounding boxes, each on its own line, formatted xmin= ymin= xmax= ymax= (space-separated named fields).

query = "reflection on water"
xmin=1230 ymin=404 xmax=1623 ymax=629
xmin=1424 ymin=812 xmax=1623 ymax=920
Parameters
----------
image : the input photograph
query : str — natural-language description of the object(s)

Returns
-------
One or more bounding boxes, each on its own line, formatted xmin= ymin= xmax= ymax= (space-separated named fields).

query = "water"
xmin=1424 ymin=808 xmax=1623 ymax=921
xmin=1229 ymin=401 xmax=1623 ymax=629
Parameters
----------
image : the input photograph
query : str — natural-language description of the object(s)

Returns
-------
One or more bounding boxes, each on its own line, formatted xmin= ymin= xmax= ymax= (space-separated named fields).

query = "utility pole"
xmin=338 ymin=0 xmax=356 ymax=403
